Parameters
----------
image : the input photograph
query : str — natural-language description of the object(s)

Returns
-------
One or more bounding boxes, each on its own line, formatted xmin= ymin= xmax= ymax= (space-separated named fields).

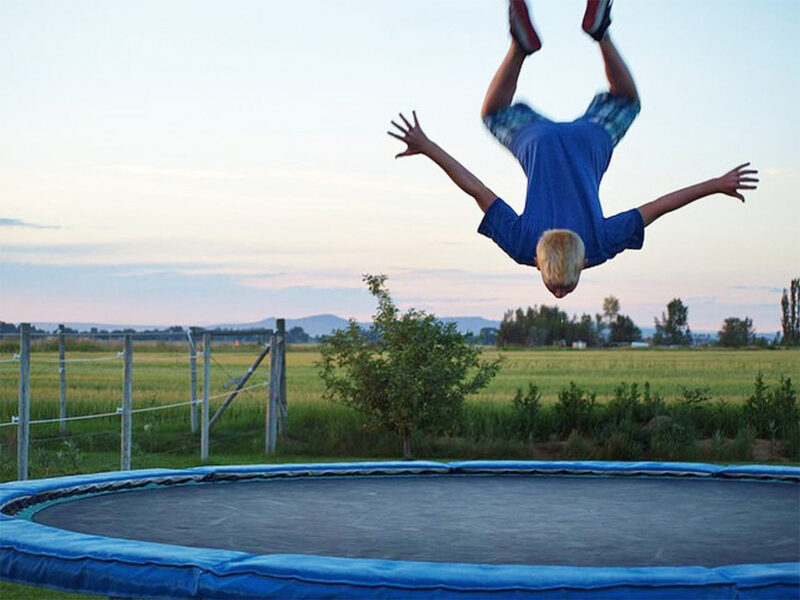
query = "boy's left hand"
xmin=716 ymin=163 xmax=759 ymax=202
xmin=388 ymin=111 xmax=433 ymax=158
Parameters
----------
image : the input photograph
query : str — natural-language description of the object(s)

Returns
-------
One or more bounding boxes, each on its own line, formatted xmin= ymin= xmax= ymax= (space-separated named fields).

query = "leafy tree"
xmin=653 ymin=298 xmax=692 ymax=346
xmin=781 ymin=278 xmax=799 ymax=347
xmin=497 ymin=305 xmax=599 ymax=347
xmin=319 ymin=275 xmax=501 ymax=458
xmin=286 ymin=326 xmax=311 ymax=344
xmin=574 ymin=313 xmax=600 ymax=347
xmin=477 ymin=327 xmax=498 ymax=345
xmin=594 ymin=313 xmax=607 ymax=342
xmin=603 ymin=296 xmax=620 ymax=322
xmin=718 ymin=317 xmax=755 ymax=348
xmin=0 ymin=322 xmax=18 ymax=334
xmin=609 ymin=314 xmax=642 ymax=344
xmin=595 ymin=295 xmax=621 ymax=344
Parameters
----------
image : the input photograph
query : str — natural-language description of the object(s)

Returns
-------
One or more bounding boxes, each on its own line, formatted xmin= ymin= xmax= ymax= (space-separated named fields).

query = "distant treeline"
xmin=497 ymin=297 xmax=642 ymax=348
xmin=0 ymin=322 xmax=311 ymax=346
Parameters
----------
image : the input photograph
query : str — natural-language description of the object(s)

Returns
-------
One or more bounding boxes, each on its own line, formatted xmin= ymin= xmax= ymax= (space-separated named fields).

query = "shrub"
xmin=459 ymin=401 xmax=517 ymax=442
xmin=562 ymin=430 xmax=597 ymax=459
xmin=512 ymin=383 xmax=542 ymax=442
xmin=605 ymin=382 xmax=644 ymax=426
xmin=669 ymin=386 xmax=712 ymax=438
xmin=602 ymin=424 xmax=644 ymax=461
xmin=603 ymin=382 xmax=666 ymax=429
xmin=554 ymin=382 xmax=596 ymax=437
xmin=319 ymin=275 xmax=502 ymax=458
xmin=728 ymin=427 xmax=756 ymax=461
xmin=783 ymin=419 xmax=800 ymax=461
xmin=649 ymin=420 xmax=697 ymax=461
xmin=744 ymin=373 xmax=798 ymax=439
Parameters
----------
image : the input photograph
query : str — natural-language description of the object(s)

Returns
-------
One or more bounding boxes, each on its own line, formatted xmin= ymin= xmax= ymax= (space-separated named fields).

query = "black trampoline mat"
xmin=33 ymin=474 xmax=800 ymax=567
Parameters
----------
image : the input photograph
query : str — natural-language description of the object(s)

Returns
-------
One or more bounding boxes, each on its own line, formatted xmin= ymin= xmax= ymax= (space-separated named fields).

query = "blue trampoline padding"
xmin=1 ymin=460 xmax=799 ymax=599
xmin=449 ymin=460 xmax=800 ymax=480
xmin=713 ymin=564 xmax=800 ymax=600
xmin=717 ymin=464 xmax=800 ymax=480
xmin=0 ymin=518 xmax=245 ymax=599
xmin=196 ymin=555 xmax=736 ymax=600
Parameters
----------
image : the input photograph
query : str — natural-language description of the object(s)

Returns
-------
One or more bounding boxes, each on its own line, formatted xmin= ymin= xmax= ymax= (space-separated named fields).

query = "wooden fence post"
xmin=266 ymin=333 xmax=278 ymax=455
xmin=120 ymin=334 xmax=133 ymax=471
xmin=58 ymin=324 xmax=67 ymax=433
xmin=17 ymin=323 xmax=31 ymax=481
xmin=201 ymin=333 xmax=210 ymax=462
xmin=188 ymin=328 xmax=198 ymax=434
xmin=276 ymin=319 xmax=287 ymax=433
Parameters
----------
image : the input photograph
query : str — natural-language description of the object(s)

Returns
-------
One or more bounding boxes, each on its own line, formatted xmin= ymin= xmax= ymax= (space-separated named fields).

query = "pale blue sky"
xmin=1 ymin=0 xmax=798 ymax=332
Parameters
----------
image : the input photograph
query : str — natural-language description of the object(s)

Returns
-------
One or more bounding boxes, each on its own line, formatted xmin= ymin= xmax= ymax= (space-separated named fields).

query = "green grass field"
xmin=1 ymin=346 xmax=798 ymax=442
xmin=2 ymin=345 xmax=796 ymax=414
xmin=0 ymin=345 xmax=798 ymax=598
xmin=0 ymin=345 xmax=796 ymax=475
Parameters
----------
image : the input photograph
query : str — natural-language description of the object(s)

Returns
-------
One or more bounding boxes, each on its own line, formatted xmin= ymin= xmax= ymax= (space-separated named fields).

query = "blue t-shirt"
xmin=478 ymin=117 xmax=644 ymax=268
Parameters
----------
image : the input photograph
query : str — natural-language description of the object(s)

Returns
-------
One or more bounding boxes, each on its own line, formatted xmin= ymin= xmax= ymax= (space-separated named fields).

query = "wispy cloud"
xmin=237 ymin=270 xmax=363 ymax=290
xmin=401 ymin=295 xmax=503 ymax=304
xmin=0 ymin=218 xmax=60 ymax=230
xmin=0 ymin=238 xmax=320 ymax=266
xmin=763 ymin=167 xmax=799 ymax=179
xmin=731 ymin=284 xmax=784 ymax=294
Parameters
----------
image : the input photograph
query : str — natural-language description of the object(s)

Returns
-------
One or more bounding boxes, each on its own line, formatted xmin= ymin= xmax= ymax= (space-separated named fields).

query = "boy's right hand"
xmin=388 ymin=111 xmax=433 ymax=158
xmin=715 ymin=162 xmax=759 ymax=203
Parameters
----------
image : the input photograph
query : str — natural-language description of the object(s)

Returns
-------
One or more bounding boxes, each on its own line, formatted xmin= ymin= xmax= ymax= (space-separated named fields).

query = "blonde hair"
xmin=536 ymin=229 xmax=585 ymax=290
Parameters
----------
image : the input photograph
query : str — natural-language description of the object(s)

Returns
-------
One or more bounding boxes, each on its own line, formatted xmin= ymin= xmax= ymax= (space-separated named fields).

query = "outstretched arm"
xmin=388 ymin=111 xmax=498 ymax=213
xmin=637 ymin=163 xmax=759 ymax=227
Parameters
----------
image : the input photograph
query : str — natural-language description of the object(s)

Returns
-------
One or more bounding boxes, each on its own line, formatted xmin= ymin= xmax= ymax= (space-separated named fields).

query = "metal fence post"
xmin=266 ymin=333 xmax=278 ymax=455
xmin=58 ymin=324 xmax=67 ymax=433
xmin=276 ymin=319 xmax=287 ymax=433
xmin=120 ymin=334 xmax=133 ymax=471
xmin=188 ymin=328 xmax=198 ymax=434
xmin=201 ymin=333 xmax=210 ymax=462
xmin=17 ymin=323 xmax=31 ymax=481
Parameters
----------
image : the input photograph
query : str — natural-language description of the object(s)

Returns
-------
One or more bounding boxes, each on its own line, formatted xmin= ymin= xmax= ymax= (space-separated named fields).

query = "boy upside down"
xmin=389 ymin=0 xmax=758 ymax=298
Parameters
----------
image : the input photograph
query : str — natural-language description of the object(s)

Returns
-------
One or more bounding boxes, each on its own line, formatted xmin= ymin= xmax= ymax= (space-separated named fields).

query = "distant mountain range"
xmin=30 ymin=315 xmax=502 ymax=337
xmin=27 ymin=317 xmax=742 ymax=340
xmin=210 ymin=315 xmax=503 ymax=337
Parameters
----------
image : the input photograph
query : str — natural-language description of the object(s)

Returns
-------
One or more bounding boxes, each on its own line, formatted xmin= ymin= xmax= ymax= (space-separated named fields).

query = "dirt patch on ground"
xmin=531 ymin=438 xmax=791 ymax=463
xmin=751 ymin=439 xmax=789 ymax=463
xmin=533 ymin=442 xmax=565 ymax=460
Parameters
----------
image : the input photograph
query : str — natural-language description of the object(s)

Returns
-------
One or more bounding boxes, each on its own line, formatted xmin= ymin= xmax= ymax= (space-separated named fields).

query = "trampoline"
xmin=1 ymin=461 xmax=798 ymax=599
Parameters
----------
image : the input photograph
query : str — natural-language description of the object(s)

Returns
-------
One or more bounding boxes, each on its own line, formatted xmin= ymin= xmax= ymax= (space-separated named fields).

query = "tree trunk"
xmin=402 ymin=429 xmax=412 ymax=459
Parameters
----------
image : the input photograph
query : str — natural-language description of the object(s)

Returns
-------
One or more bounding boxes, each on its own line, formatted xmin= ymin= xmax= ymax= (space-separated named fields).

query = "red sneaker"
xmin=509 ymin=0 xmax=541 ymax=55
xmin=582 ymin=0 xmax=612 ymax=41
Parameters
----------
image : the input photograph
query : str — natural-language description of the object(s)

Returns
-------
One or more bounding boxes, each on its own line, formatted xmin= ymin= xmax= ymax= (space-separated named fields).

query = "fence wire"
xmin=1 ymin=328 xmax=281 ymax=482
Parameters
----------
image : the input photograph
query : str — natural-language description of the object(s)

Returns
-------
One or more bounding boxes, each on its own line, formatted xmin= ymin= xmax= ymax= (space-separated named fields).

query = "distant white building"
xmin=571 ymin=341 xmax=587 ymax=349
xmin=631 ymin=341 xmax=649 ymax=348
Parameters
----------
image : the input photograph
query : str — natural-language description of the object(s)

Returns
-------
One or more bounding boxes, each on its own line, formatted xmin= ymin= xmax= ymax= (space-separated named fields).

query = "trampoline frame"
xmin=1 ymin=460 xmax=798 ymax=599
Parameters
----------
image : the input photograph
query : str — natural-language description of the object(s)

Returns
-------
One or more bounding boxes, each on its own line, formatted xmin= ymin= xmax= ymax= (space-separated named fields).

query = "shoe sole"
xmin=582 ymin=0 xmax=610 ymax=37
xmin=509 ymin=0 xmax=541 ymax=54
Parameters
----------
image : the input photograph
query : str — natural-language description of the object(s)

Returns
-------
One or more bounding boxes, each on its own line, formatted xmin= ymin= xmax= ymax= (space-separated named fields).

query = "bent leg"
xmin=481 ymin=42 xmax=527 ymax=119
xmin=599 ymin=34 xmax=638 ymax=101
xmin=582 ymin=32 xmax=640 ymax=147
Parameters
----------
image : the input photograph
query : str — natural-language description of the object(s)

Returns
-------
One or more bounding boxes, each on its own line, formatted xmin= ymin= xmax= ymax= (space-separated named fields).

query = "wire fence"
xmin=1 ymin=322 xmax=287 ymax=481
